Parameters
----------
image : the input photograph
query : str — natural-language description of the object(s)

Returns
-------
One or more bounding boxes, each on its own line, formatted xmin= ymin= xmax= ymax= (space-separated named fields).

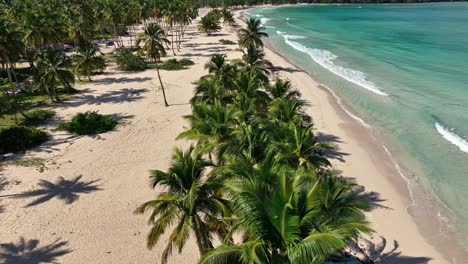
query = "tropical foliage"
xmin=137 ymin=23 xmax=170 ymax=106
xmin=59 ymin=111 xmax=117 ymax=135
xmin=73 ymin=45 xmax=106 ymax=81
xmin=199 ymin=11 xmax=222 ymax=35
xmin=137 ymin=16 xmax=373 ymax=264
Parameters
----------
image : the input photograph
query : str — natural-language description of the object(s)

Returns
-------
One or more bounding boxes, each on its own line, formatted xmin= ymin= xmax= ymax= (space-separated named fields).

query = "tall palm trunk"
xmin=155 ymin=64 xmax=169 ymax=107
xmin=192 ymin=215 xmax=212 ymax=256
xmin=170 ymin=22 xmax=176 ymax=55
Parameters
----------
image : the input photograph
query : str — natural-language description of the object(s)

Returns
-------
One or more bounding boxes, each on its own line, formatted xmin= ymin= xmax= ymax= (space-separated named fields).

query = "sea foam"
xmin=435 ymin=122 xmax=468 ymax=154
xmin=277 ymin=32 xmax=388 ymax=96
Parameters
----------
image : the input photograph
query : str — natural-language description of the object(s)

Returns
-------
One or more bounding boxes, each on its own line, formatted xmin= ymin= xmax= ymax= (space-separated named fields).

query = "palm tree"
xmin=190 ymin=77 xmax=231 ymax=106
xmin=271 ymin=122 xmax=332 ymax=168
xmin=137 ymin=23 xmax=170 ymax=106
xmin=73 ymin=45 xmax=106 ymax=81
xmin=204 ymin=54 xmax=237 ymax=87
xmin=240 ymin=44 xmax=273 ymax=83
xmin=267 ymin=79 xmax=301 ymax=100
xmin=134 ymin=146 xmax=231 ymax=264
xmin=198 ymin=12 xmax=221 ymax=36
xmin=220 ymin=8 xmax=236 ymax=26
xmin=0 ymin=18 xmax=25 ymax=92
xmin=177 ymin=102 xmax=234 ymax=159
xmin=238 ymin=17 xmax=268 ymax=50
xmin=33 ymin=49 xmax=74 ymax=102
xmin=199 ymin=154 xmax=372 ymax=264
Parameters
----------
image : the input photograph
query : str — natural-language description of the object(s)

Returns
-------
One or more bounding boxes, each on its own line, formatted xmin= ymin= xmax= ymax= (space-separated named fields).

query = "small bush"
xmin=219 ymin=39 xmax=236 ymax=45
xmin=0 ymin=126 xmax=49 ymax=154
xmin=21 ymin=109 xmax=56 ymax=126
xmin=154 ymin=59 xmax=195 ymax=71
xmin=59 ymin=111 xmax=117 ymax=135
xmin=115 ymin=48 xmax=147 ymax=71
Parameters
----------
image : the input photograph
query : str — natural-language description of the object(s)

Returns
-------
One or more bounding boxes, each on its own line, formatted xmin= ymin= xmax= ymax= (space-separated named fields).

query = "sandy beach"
xmin=0 ymin=9 xmax=455 ymax=264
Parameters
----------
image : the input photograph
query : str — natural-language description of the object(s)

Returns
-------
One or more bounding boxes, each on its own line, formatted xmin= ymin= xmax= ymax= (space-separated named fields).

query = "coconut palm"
xmin=73 ymin=45 xmax=106 ymax=81
xmin=220 ymin=8 xmax=236 ymax=26
xmin=33 ymin=49 xmax=74 ymax=102
xmin=232 ymin=70 xmax=270 ymax=111
xmin=177 ymin=102 xmax=234 ymax=158
xmin=268 ymin=97 xmax=311 ymax=125
xmin=190 ymin=77 xmax=231 ymax=106
xmin=134 ymin=145 xmax=231 ymax=264
xmin=204 ymin=54 xmax=237 ymax=87
xmin=240 ymin=44 xmax=273 ymax=83
xmin=198 ymin=12 xmax=221 ymax=36
xmin=137 ymin=23 xmax=170 ymax=106
xmin=0 ymin=18 xmax=25 ymax=91
xmin=271 ymin=122 xmax=332 ymax=168
xmin=267 ymin=79 xmax=301 ymax=100
xmin=199 ymin=155 xmax=371 ymax=264
xmin=238 ymin=17 xmax=268 ymax=49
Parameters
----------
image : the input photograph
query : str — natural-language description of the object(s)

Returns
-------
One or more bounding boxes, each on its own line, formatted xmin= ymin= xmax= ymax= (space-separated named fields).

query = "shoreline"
xmin=0 ymin=7 xmax=465 ymax=264
xmin=237 ymin=9 xmax=468 ymax=263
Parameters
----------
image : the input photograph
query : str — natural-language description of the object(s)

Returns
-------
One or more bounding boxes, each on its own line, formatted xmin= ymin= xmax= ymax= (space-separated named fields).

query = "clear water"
xmin=250 ymin=3 xmax=468 ymax=247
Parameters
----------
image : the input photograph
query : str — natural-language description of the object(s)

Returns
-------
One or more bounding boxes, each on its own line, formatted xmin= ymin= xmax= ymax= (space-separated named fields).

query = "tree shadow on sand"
xmin=349 ymin=236 xmax=432 ymax=264
xmin=316 ymin=132 xmax=350 ymax=162
xmin=4 ymin=175 xmax=101 ymax=207
xmin=351 ymin=185 xmax=391 ymax=211
xmin=62 ymin=88 xmax=149 ymax=107
xmin=0 ymin=237 xmax=71 ymax=264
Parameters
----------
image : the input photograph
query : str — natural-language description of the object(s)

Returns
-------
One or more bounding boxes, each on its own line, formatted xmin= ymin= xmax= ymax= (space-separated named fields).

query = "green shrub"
xmin=59 ymin=111 xmax=117 ymax=135
xmin=0 ymin=126 xmax=49 ymax=154
xmin=115 ymin=48 xmax=147 ymax=71
xmin=21 ymin=109 xmax=56 ymax=126
xmin=154 ymin=58 xmax=195 ymax=71
xmin=219 ymin=39 xmax=236 ymax=45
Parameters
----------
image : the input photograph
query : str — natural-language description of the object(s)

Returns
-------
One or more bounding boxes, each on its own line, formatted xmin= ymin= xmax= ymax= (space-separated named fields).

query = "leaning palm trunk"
xmin=155 ymin=64 xmax=169 ymax=107
xmin=170 ymin=22 xmax=176 ymax=55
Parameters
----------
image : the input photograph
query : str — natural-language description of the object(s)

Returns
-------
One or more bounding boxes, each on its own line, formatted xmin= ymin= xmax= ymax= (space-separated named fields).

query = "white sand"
xmin=0 ymin=11 xmax=451 ymax=264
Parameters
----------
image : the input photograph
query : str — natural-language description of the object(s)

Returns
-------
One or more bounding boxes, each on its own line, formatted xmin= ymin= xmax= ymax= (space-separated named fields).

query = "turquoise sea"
xmin=249 ymin=2 xmax=468 ymax=250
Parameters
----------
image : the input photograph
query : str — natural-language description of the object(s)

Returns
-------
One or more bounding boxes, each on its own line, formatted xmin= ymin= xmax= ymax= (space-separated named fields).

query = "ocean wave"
xmin=277 ymin=32 xmax=388 ymax=96
xmin=260 ymin=17 xmax=270 ymax=26
xmin=435 ymin=122 xmax=468 ymax=154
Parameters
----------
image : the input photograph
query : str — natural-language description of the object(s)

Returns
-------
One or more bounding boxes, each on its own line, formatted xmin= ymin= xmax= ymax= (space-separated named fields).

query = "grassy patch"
xmin=21 ymin=109 xmax=56 ymax=126
xmin=59 ymin=111 xmax=117 ymax=135
xmin=0 ymin=126 xmax=49 ymax=155
xmin=149 ymin=58 xmax=195 ymax=71
xmin=0 ymin=89 xmax=76 ymax=129
xmin=219 ymin=39 xmax=236 ymax=45
xmin=115 ymin=48 xmax=147 ymax=71
xmin=15 ymin=158 xmax=47 ymax=173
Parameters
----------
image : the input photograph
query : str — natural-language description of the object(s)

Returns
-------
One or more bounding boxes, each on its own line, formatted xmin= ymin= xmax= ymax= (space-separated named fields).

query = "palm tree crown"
xmin=238 ymin=17 xmax=269 ymax=50
xmin=135 ymin=146 xmax=231 ymax=264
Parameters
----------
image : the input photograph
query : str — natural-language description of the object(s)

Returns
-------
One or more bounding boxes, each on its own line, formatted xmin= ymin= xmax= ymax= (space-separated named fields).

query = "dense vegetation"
xmin=0 ymin=0 xmax=199 ymax=150
xmin=2 ymin=0 xmax=378 ymax=262
xmin=136 ymin=16 xmax=373 ymax=264
xmin=198 ymin=0 xmax=462 ymax=6
xmin=59 ymin=111 xmax=117 ymax=135
xmin=0 ymin=126 xmax=49 ymax=154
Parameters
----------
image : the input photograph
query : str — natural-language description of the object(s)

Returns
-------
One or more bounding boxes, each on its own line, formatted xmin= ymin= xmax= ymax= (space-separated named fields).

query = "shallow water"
xmin=250 ymin=3 xmax=468 ymax=249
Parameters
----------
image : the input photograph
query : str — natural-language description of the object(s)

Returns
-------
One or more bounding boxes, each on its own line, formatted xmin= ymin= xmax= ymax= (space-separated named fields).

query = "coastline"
xmin=0 ymin=7 xmax=464 ymax=264
xmin=238 ymin=7 xmax=468 ymax=263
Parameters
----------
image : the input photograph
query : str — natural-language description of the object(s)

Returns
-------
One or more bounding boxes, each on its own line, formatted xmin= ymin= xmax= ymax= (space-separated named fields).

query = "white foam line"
xmin=319 ymin=84 xmax=370 ymax=128
xmin=320 ymin=82 xmax=415 ymax=207
xmin=383 ymin=146 xmax=417 ymax=207
xmin=277 ymin=32 xmax=388 ymax=96
xmin=435 ymin=122 xmax=468 ymax=154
